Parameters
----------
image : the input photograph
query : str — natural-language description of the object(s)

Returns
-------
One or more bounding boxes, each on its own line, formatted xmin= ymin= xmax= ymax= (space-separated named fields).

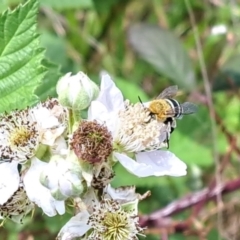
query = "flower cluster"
xmin=0 ymin=71 xmax=187 ymax=238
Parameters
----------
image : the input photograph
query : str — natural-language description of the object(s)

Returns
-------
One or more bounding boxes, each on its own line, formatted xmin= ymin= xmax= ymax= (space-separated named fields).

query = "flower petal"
xmin=40 ymin=156 xmax=83 ymax=200
xmin=0 ymin=162 xmax=19 ymax=204
xmin=96 ymin=72 xmax=124 ymax=112
xmin=114 ymin=151 xmax=187 ymax=177
xmin=88 ymin=101 xmax=119 ymax=134
xmin=136 ymin=151 xmax=187 ymax=176
xmin=57 ymin=210 xmax=91 ymax=240
xmin=104 ymin=185 xmax=138 ymax=203
xmin=24 ymin=158 xmax=65 ymax=216
xmin=88 ymin=101 xmax=109 ymax=122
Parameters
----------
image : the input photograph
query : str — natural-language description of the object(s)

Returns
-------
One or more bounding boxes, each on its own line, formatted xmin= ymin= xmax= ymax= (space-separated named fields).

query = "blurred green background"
xmin=1 ymin=0 xmax=240 ymax=239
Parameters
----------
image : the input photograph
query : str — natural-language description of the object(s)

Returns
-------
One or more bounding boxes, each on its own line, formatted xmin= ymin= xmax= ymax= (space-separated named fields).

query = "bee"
xmin=146 ymin=85 xmax=198 ymax=148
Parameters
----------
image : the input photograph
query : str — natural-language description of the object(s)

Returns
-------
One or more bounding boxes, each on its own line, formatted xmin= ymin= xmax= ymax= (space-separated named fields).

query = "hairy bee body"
xmin=146 ymin=85 xmax=198 ymax=148
xmin=148 ymin=98 xmax=183 ymax=121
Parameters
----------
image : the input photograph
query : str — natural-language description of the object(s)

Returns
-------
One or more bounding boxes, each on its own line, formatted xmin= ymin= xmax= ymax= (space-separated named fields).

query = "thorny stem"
xmin=139 ymin=178 xmax=240 ymax=231
xmin=192 ymin=109 xmax=240 ymax=216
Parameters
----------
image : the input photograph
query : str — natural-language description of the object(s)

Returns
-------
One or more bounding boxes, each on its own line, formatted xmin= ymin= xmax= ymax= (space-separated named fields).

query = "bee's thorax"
xmin=149 ymin=100 xmax=169 ymax=121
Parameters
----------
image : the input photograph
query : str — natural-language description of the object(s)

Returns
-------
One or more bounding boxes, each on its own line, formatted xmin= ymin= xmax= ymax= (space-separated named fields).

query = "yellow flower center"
xmin=9 ymin=127 xmax=32 ymax=147
xmin=103 ymin=211 xmax=129 ymax=239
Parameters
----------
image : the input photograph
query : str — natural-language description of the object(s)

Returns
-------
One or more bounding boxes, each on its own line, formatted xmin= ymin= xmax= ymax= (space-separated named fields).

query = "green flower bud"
xmin=56 ymin=72 xmax=99 ymax=110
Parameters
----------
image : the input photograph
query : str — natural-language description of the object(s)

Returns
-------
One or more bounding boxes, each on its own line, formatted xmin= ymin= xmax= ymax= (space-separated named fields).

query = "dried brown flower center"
xmin=71 ymin=120 xmax=113 ymax=164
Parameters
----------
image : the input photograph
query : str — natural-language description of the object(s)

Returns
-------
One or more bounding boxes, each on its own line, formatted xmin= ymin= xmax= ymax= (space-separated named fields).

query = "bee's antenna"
xmin=138 ymin=96 xmax=143 ymax=106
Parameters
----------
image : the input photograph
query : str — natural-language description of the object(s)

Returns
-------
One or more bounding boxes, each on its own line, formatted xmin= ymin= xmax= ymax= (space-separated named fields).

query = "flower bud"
xmin=56 ymin=72 xmax=99 ymax=110
xmin=40 ymin=155 xmax=84 ymax=201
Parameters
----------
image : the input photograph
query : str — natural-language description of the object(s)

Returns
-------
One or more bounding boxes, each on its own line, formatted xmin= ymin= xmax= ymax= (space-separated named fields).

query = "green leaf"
xmin=35 ymin=60 xmax=61 ymax=101
xmin=214 ymin=93 xmax=240 ymax=133
xmin=213 ymin=54 xmax=240 ymax=91
xmin=170 ymin=129 xmax=212 ymax=166
xmin=0 ymin=2 xmax=8 ymax=13
xmin=92 ymin=0 xmax=122 ymax=15
xmin=128 ymin=24 xmax=196 ymax=90
xmin=115 ymin=77 xmax=149 ymax=103
xmin=170 ymin=106 xmax=227 ymax=166
xmin=0 ymin=0 xmax=22 ymax=13
xmin=40 ymin=0 xmax=93 ymax=9
xmin=40 ymin=31 xmax=68 ymax=67
xmin=0 ymin=0 xmax=47 ymax=112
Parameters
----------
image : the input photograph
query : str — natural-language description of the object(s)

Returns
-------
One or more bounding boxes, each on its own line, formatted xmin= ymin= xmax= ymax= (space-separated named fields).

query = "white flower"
xmin=0 ymin=100 xmax=68 ymax=222
xmin=88 ymin=72 xmax=187 ymax=177
xmin=32 ymin=99 xmax=67 ymax=146
xmin=0 ymin=108 xmax=39 ymax=164
xmin=0 ymin=159 xmax=65 ymax=221
xmin=57 ymin=185 xmax=144 ymax=240
xmin=40 ymin=155 xmax=84 ymax=201
xmin=23 ymin=158 xmax=65 ymax=216
xmin=87 ymin=198 xmax=143 ymax=240
xmin=0 ymin=99 xmax=67 ymax=164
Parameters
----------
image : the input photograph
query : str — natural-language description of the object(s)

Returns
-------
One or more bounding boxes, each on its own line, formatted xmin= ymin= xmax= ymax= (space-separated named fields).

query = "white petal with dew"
xmin=57 ymin=210 xmax=91 ymax=240
xmin=24 ymin=158 xmax=65 ymax=216
xmin=0 ymin=162 xmax=19 ymax=204
xmin=114 ymin=151 xmax=187 ymax=177
xmin=97 ymin=72 xmax=124 ymax=112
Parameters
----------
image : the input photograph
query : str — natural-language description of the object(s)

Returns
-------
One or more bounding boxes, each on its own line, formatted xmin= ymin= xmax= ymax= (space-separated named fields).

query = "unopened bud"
xmin=40 ymin=155 xmax=84 ymax=200
xmin=56 ymin=72 xmax=99 ymax=110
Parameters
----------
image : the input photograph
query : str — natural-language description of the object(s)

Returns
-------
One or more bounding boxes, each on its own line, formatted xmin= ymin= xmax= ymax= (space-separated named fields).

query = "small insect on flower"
xmin=145 ymin=85 xmax=198 ymax=147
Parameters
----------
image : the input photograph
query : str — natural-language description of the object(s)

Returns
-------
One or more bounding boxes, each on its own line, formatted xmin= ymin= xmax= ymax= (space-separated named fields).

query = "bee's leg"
xmin=166 ymin=131 xmax=170 ymax=149
xmin=166 ymin=121 xmax=172 ymax=149
xmin=162 ymin=127 xmax=170 ymax=149
xmin=166 ymin=138 xmax=170 ymax=149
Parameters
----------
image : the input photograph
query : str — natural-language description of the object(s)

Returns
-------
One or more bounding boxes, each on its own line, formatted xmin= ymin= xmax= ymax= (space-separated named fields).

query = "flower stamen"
xmin=71 ymin=120 xmax=113 ymax=164
xmin=114 ymin=100 xmax=168 ymax=153
xmin=0 ymin=186 xmax=34 ymax=223
xmin=9 ymin=126 xmax=34 ymax=147
xmin=88 ymin=199 xmax=143 ymax=240
xmin=0 ymin=109 xmax=39 ymax=163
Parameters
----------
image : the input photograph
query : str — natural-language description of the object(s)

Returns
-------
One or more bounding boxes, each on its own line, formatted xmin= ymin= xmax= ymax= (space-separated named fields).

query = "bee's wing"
xmin=165 ymin=102 xmax=198 ymax=116
xmin=156 ymin=85 xmax=178 ymax=99
xmin=180 ymin=102 xmax=198 ymax=115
